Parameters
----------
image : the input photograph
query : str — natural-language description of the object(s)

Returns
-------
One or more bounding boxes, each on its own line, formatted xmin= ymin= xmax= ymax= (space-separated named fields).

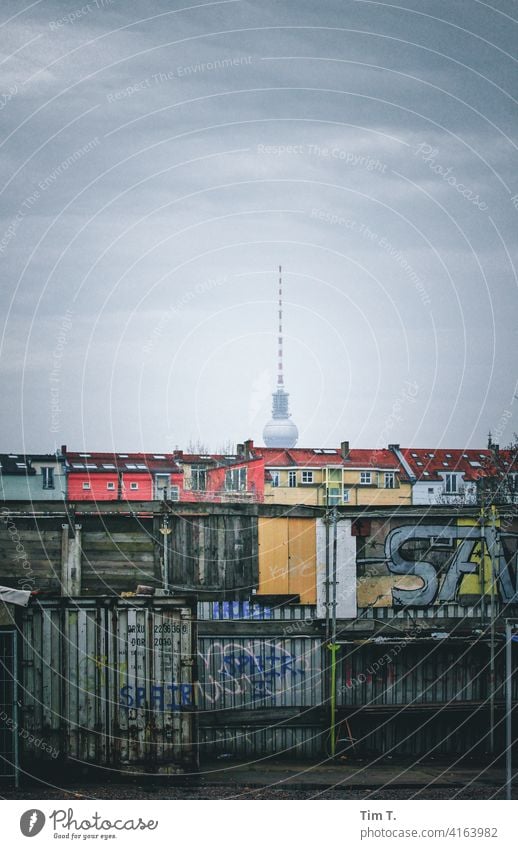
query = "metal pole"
xmin=489 ymin=507 xmax=497 ymax=754
xmin=332 ymin=507 xmax=338 ymax=643
xmin=325 ymin=503 xmax=330 ymax=643
xmin=164 ymin=525 xmax=169 ymax=593
xmin=328 ymin=643 xmax=340 ymax=758
xmin=160 ymin=506 xmax=171 ymax=594
xmin=328 ymin=508 xmax=339 ymax=758
xmin=12 ymin=629 xmax=19 ymax=789
xmin=506 ymin=620 xmax=512 ymax=800
xmin=480 ymin=508 xmax=486 ymax=625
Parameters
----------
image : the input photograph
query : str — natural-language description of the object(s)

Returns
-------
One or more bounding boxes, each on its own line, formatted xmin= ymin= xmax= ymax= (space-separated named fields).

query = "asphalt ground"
xmin=1 ymin=759 xmax=515 ymax=800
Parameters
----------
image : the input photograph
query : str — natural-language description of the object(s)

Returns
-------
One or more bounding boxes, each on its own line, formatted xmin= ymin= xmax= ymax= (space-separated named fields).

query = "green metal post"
xmin=328 ymin=642 xmax=340 ymax=758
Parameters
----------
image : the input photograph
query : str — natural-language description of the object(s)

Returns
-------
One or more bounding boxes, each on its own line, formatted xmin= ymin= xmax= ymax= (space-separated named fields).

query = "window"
xmin=82 ymin=482 xmax=91 ymax=490
xmin=42 ymin=467 xmax=54 ymax=489
xmin=170 ymin=486 xmax=180 ymax=502
xmin=130 ymin=482 xmax=139 ymax=490
xmin=428 ymin=488 xmax=434 ymax=495
xmin=107 ymin=482 xmax=115 ymax=491
xmin=271 ymin=471 xmax=280 ymax=488
xmin=301 ymin=470 xmax=313 ymax=484
xmin=445 ymin=474 xmax=458 ymax=493
xmin=191 ymin=465 xmax=206 ymax=491
xmin=288 ymin=470 xmax=297 ymax=488
xmin=327 ymin=487 xmax=341 ymax=506
xmin=342 ymin=487 xmax=350 ymax=503
xmin=384 ymin=471 xmax=395 ymax=489
xmin=360 ymin=471 xmax=371 ymax=485
xmin=154 ymin=474 xmax=170 ymax=499
xmin=225 ymin=467 xmax=247 ymax=491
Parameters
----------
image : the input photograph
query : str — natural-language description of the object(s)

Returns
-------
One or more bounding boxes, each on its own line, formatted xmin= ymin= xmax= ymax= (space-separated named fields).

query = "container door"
xmin=116 ymin=604 xmax=197 ymax=772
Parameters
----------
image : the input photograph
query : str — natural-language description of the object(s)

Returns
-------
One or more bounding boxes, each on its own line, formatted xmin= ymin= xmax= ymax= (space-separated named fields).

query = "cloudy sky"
xmin=1 ymin=0 xmax=517 ymax=453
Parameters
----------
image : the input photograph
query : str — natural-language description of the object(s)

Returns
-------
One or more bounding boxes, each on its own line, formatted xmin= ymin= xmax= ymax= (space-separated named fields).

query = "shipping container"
xmin=18 ymin=597 xmax=197 ymax=776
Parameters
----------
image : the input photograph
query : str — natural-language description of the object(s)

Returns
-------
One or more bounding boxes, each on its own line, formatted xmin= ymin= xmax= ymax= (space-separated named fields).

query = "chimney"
xmin=341 ymin=440 xmax=350 ymax=460
xmin=244 ymin=439 xmax=254 ymax=459
xmin=60 ymin=444 xmax=67 ymax=457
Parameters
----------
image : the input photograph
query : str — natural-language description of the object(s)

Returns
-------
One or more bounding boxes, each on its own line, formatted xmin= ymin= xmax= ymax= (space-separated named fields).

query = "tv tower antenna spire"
xmin=278 ymin=265 xmax=284 ymax=387
xmin=262 ymin=266 xmax=299 ymax=448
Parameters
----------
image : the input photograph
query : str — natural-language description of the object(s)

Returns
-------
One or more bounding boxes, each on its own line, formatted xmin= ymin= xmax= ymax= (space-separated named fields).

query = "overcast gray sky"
xmin=1 ymin=0 xmax=517 ymax=453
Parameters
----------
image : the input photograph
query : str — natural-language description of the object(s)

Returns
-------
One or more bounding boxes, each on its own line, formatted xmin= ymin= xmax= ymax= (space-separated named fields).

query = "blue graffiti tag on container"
xmin=120 ymin=683 xmax=193 ymax=711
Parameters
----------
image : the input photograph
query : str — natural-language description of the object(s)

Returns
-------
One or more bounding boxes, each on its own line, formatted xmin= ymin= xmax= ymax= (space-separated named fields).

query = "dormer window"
xmin=445 ymin=473 xmax=458 ymax=494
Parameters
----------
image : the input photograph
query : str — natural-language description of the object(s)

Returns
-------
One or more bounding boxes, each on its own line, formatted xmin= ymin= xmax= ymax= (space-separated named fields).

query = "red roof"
xmin=257 ymin=447 xmax=400 ymax=470
xmin=399 ymin=448 xmax=518 ymax=481
xmin=65 ymin=452 xmax=181 ymax=473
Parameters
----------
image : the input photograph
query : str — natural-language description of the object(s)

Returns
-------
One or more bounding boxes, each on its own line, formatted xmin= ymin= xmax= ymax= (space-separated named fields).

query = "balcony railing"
xmin=187 ymin=489 xmax=259 ymax=503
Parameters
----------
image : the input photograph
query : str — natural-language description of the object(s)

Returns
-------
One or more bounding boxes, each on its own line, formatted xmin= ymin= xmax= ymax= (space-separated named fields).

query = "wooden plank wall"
xmin=80 ymin=517 xmax=158 ymax=594
xmin=0 ymin=512 xmax=259 ymax=597
xmin=170 ymin=514 xmax=258 ymax=595
xmin=0 ymin=517 xmax=62 ymax=592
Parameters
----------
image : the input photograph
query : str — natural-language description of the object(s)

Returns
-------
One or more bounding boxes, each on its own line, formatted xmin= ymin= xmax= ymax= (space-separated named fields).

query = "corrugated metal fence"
xmin=195 ymin=601 xmax=517 ymax=759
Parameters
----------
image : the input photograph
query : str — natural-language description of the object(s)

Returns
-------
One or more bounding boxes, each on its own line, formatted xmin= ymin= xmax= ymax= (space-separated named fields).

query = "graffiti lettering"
xmin=385 ymin=523 xmax=518 ymax=606
xmin=197 ymin=640 xmax=310 ymax=705
xmin=120 ymin=683 xmax=193 ymax=711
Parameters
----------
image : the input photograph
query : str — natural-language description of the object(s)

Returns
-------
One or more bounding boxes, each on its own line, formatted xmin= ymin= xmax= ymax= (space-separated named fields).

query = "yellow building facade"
xmin=264 ymin=465 xmax=412 ymax=506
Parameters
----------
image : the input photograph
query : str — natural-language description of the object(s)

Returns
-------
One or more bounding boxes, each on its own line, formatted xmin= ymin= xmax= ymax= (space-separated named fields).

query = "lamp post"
xmin=160 ymin=511 xmax=171 ymax=593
